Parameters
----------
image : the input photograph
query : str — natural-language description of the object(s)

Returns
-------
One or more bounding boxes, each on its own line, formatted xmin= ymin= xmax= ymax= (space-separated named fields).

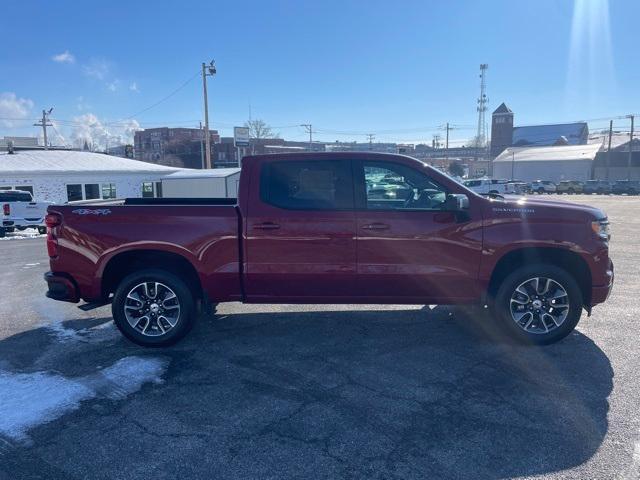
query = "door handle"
xmin=361 ymin=223 xmax=389 ymax=230
xmin=253 ymin=222 xmax=280 ymax=230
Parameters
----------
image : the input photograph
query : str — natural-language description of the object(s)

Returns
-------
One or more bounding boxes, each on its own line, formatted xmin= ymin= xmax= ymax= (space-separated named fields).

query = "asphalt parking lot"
xmin=0 ymin=194 xmax=638 ymax=480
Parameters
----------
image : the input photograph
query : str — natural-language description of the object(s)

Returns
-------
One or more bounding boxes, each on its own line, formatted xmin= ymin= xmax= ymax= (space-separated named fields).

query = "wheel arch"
xmin=101 ymin=249 xmax=203 ymax=301
xmin=487 ymin=247 xmax=591 ymax=306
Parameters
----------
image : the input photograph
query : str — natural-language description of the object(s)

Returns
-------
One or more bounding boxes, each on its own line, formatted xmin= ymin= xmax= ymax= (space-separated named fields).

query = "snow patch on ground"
xmin=0 ymin=356 xmax=168 ymax=441
xmin=0 ymin=231 xmax=46 ymax=241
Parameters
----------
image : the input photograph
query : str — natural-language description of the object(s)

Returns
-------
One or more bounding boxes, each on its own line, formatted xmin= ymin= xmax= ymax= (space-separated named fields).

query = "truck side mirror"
xmin=445 ymin=194 xmax=469 ymax=211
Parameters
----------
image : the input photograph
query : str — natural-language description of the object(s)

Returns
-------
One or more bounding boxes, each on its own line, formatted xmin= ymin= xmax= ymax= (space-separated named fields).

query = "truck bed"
xmin=47 ymin=201 xmax=242 ymax=303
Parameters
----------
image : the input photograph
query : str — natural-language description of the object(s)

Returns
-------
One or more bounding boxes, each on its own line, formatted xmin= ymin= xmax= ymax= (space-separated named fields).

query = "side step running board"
xmin=78 ymin=299 xmax=111 ymax=311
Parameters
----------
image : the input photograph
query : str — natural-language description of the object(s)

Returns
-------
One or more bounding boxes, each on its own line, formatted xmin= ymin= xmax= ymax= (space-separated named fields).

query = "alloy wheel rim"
xmin=124 ymin=282 xmax=180 ymax=337
xmin=509 ymin=277 xmax=570 ymax=334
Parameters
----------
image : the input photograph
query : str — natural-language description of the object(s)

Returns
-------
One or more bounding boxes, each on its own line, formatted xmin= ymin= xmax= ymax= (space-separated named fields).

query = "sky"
xmin=0 ymin=0 xmax=638 ymax=149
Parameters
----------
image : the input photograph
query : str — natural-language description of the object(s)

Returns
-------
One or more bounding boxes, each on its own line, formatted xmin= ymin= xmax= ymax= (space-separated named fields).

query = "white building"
xmin=0 ymin=150 xmax=182 ymax=204
xmin=492 ymin=144 xmax=601 ymax=182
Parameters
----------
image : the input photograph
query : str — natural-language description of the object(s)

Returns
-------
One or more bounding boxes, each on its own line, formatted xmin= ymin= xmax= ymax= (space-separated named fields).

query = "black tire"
xmin=5 ymin=227 xmax=14 ymax=233
xmin=568 ymin=188 xmax=575 ymax=194
xmin=16 ymin=226 xmax=27 ymax=231
xmin=37 ymin=226 xmax=47 ymax=234
xmin=491 ymin=264 xmax=583 ymax=345
xmin=112 ymin=269 xmax=196 ymax=347
xmin=537 ymin=187 xmax=544 ymax=194
xmin=0 ymin=227 xmax=4 ymax=238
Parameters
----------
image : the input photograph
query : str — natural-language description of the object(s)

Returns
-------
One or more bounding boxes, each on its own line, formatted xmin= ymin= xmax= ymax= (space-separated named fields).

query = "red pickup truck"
xmin=44 ymin=153 xmax=613 ymax=347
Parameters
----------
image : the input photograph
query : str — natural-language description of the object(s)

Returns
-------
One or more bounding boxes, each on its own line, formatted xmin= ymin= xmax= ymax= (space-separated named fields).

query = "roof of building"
xmin=163 ymin=168 xmax=241 ymax=179
xmin=0 ymin=149 xmax=182 ymax=175
xmin=588 ymin=132 xmax=640 ymax=151
xmin=512 ymin=122 xmax=588 ymax=147
xmin=493 ymin=103 xmax=513 ymax=115
xmin=493 ymin=144 xmax=601 ymax=163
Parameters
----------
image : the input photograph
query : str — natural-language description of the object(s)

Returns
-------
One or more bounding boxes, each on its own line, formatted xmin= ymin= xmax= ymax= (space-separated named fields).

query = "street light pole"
xmin=628 ymin=114 xmax=634 ymax=180
xmin=202 ymin=60 xmax=216 ymax=169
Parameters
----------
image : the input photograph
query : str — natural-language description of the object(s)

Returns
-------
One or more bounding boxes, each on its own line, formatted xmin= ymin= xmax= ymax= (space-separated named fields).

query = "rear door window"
xmin=0 ymin=191 xmax=32 ymax=202
xmin=260 ymin=160 xmax=354 ymax=210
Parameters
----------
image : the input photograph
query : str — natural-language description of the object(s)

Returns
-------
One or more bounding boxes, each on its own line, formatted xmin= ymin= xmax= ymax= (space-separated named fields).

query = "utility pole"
xmin=432 ymin=134 xmax=441 ymax=150
xmin=199 ymin=121 xmax=205 ymax=169
xmin=511 ymin=150 xmax=515 ymax=180
xmin=300 ymin=124 xmax=313 ymax=151
xmin=201 ymin=60 xmax=216 ymax=169
xmin=366 ymin=133 xmax=375 ymax=150
xmin=606 ymin=120 xmax=613 ymax=181
xmin=628 ymin=115 xmax=634 ymax=180
xmin=34 ymin=108 xmax=53 ymax=150
xmin=442 ymin=122 xmax=454 ymax=159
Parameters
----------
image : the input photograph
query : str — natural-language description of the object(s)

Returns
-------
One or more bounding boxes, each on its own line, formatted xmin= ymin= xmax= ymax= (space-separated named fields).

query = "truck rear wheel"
xmin=112 ymin=269 xmax=196 ymax=347
xmin=492 ymin=264 xmax=583 ymax=345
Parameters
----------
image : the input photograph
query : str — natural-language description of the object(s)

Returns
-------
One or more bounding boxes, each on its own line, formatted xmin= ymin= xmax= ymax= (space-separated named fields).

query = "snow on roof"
xmin=493 ymin=144 xmax=601 ymax=163
xmin=163 ymin=168 xmax=241 ymax=179
xmin=512 ymin=122 xmax=588 ymax=146
xmin=0 ymin=149 xmax=182 ymax=175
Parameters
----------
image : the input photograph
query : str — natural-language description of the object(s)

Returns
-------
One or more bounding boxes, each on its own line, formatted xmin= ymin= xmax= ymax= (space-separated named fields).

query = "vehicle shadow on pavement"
xmin=0 ymin=306 xmax=612 ymax=480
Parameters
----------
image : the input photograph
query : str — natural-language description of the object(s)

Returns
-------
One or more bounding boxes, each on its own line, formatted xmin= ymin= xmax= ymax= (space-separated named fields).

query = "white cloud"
xmin=70 ymin=113 xmax=140 ymax=150
xmin=129 ymin=82 xmax=139 ymax=92
xmin=82 ymin=58 xmax=110 ymax=80
xmin=52 ymin=50 xmax=75 ymax=64
xmin=106 ymin=80 xmax=119 ymax=92
xmin=0 ymin=92 xmax=34 ymax=127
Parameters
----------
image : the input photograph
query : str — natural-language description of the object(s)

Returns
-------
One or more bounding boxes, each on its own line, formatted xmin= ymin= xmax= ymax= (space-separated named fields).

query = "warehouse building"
xmin=492 ymin=144 xmax=601 ymax=182
xmin=0 ymin=149 xmax=181 ymax=204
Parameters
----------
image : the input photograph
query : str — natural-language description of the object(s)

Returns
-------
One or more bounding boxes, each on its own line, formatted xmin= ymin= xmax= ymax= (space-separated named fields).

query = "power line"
xmin=107 ymin=70 xmax=201 ymax=124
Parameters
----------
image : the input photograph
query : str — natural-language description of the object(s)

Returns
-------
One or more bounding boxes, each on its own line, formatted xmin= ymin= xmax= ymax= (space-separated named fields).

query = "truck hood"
xmin=486 ymin=195 xmax=606 ymax=221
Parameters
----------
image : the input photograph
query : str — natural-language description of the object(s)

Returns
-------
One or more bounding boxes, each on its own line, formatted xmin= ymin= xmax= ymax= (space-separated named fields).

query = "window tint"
xmin=84 ymin=184 xmax=100 ymax=200
xmin=102 ymin=183 xmax=117 ymax=199
xmin=260 ymin=160 xmax=353 ymax=210
xmin=67 ymin=184 xmax=83 ymax=202
xmin=363 ymin=161 xmax=447 ymax=210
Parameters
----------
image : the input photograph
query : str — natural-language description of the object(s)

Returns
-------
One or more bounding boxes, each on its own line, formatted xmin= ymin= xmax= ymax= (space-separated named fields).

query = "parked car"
xmin=612 ymin=180 xmax=640 ymax=195
xmin=44 ymin=152 xmax=614 ymax=347
xmin=506 ymin=181 xmax=530 ymax=195
xmin=556 ymin=180 xmax=584 ymax=194
xmin=0 ymin=190 xmax=51 ymax=238
xmin=463 ymin=178 xmax=513 ymax=195
xmin=529 ymin=180 xmax=557 ymax=194
xmin=583 ymin=180 xmax=612 ymax=195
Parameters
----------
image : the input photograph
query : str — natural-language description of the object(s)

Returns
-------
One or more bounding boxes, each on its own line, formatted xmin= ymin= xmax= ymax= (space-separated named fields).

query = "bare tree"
xmin=244 ymin=119 xmax=278 ymax=139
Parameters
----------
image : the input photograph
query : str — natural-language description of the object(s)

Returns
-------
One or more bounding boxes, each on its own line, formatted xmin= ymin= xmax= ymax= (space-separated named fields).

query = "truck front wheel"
xmin=492 ymin=264 xmax=583 ymax=345
xmin=112 ymin=269 xmax=196 ymax=347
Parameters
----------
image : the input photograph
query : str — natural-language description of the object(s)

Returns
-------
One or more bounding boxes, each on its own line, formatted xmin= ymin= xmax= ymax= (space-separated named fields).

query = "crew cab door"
xmin=244 ymin=158 xmax=357 ymax=301
xmin=354 ymin=159 xmax=483 ymax=303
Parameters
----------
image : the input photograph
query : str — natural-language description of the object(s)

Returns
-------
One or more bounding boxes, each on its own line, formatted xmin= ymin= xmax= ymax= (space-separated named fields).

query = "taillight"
xmin=45 ymin=213 xmax=62 ymax=258
xmin=45 ymin=213 xmax=62 ymax=228
xmin=2 ymin=204 xmax=9 ymax=216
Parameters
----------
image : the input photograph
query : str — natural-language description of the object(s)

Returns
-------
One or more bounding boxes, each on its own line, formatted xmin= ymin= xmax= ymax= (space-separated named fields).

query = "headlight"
xmin=591 ymin=220 xmax=610 ymax=241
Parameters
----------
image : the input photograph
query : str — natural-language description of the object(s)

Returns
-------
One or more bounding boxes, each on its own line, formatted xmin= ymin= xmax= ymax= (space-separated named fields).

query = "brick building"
xmin=134 ymin=127 xmax=219 ymax=169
